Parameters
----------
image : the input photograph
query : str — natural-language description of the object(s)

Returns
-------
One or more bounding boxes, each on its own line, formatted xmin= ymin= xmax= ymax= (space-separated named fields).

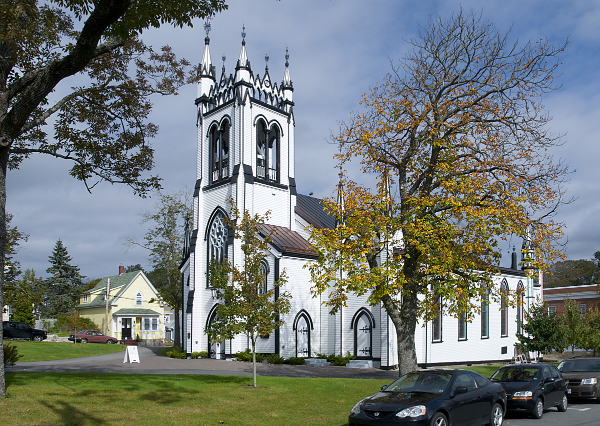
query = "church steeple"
xmin=197 ymin=19 xmax=215 ymax=100
xmin=282 ymin=47 xmax=293 ymax=112
xmin=235 ymin=25 xmax=252 ymax=83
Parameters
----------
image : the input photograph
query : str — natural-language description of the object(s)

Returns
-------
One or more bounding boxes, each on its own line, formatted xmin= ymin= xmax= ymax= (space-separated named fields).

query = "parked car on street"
xmin=490 ymin=364 xmax=568 ymax=419
xmin=558 ymin=357 xmax=600 ymax=402
xmin=2 ymin=321 xmax=47 ymax=341
xmin=348 ymin=369 xmax=506 ymax=426
xmin=68 ymin=330 xmax=118 ymax=344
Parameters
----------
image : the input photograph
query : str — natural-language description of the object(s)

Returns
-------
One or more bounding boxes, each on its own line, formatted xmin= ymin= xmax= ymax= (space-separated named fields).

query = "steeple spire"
xmin=235 ymin=24 xmax=251 ymax=83
xmin=282 ymin=47 xmax=292 ymax=88
xmin=200 ymin=19 xmax=214 ymax=77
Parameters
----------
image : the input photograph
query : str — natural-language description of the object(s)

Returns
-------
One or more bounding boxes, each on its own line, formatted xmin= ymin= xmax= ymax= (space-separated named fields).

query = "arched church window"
xmin=207 ymin=210 xmax=228 ymax=287
xmin=210 ymin=121 xmax=229 ymax=184
xmin=256 ymin=120 xmax=279 ymax=182
xmin=259 ymin=259 xmax=269 ymax=294
xmin=500 ymin=280 xmax=509 ymax=337
xmin=516 ymin=281 xmax=524 ymax=334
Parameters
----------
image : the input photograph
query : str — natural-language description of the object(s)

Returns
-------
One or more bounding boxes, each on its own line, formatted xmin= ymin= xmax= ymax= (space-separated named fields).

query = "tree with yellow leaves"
xmin=307 ymin=11 xmax=568 ymax=375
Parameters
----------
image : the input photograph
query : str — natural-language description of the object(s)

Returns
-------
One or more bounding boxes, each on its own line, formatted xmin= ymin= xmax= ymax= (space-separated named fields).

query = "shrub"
xmin=50 ymin=315 xmax=96 ymax=335
xmin=315 ymin=352 xmax=356 ymax=366
xmin=285 ymin=357 xmax=306 ymax=365
xmin=191 ymin=351 xmax=201 ymax=359
xmin=3 ymin=342 xmax=23 ymax=366
xmin=166 ymin=348 xmax=187 ymax=359
xmin=234 ymin=349 xmax=253 ymax=362
xmin=135 ymin=334 xmax=142 ymax=342
xmin=199 ymin=351 xmax=209 ymax=358
xmin=266 ymin=353 xmax=284 ymax=364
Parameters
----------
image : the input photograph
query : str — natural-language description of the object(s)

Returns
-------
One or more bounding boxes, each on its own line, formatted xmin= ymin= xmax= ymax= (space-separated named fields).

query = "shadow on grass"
xmin=40 ymin=400 xmax=105 ymax=426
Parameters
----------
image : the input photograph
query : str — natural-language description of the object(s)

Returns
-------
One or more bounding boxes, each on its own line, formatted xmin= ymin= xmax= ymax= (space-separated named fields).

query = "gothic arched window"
xmin=500 ymin=280 xmax=509 ymax=337
xmin=210 ymin=121 xmax=229 ymax=184
xmin=259 ymin=259 xmax=269 ymax=294
xmin=207 ymin=210 xmax=228 ymax=287
xmin=256 ymin=120 xmax=279 ymax=182
xmin=516 ymin=281 xmax=525 ymax=334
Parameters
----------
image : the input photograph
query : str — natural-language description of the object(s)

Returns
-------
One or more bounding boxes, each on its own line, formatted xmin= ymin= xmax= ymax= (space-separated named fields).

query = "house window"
xmin=136 ymin=291 xmax=143 ymax=306
xmin=256 ymin=120 xmax=280 ymax=182
xmin=500 ymin=280 xmax=509 ymax=337
xmin=209 ymin=121 xmax=230 ymax=184
xmin=458 ymin=313 xmax=467 ymax=341
xmin=432 ymin=293 xmax=442 ymax=342
xmin=144 ymin=318 xmax=150 ymax=330
xmin=516 ymin=281 xmax=524 ymax=334
xmin=83 ymin=294 xmax=88 ymax=303
xmin=548 ymin=305 xmax=556 ymax=314
xmin=579 ymin=304 xmax=587 ymax=316
xmin=152 ymin=318 xmax=158 ymax=331
xmin=481 ymin=287 xmax=489 ymax=339
xmin=259 ymin=259 xmax=269 ymax=294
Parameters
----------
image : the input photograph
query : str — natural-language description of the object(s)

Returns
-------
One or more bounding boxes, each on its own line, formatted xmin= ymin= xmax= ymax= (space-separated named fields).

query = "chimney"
xmin=119 ymin=265 xmax=125 ymax=275
xmin=511 ymin=246 xmax=518 ymax=270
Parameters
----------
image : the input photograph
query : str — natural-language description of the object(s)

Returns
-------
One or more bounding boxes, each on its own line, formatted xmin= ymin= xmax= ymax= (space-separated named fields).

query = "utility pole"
xmin=104 ymin=278 xmax=110 ymax=335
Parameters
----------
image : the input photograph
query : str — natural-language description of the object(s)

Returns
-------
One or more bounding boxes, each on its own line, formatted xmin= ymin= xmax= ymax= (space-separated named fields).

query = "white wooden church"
xmin=179 ymin=27 xmax=543 ymax=368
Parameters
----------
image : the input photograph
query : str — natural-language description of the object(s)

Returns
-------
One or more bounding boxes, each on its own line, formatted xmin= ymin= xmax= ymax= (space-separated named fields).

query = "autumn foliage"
xmin=308 ymin=11 xmax=568 ymax=375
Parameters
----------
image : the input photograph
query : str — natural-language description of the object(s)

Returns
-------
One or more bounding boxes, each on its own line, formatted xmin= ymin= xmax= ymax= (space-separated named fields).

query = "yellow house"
xmin=76 ymin=267 xmax=165 ymax=345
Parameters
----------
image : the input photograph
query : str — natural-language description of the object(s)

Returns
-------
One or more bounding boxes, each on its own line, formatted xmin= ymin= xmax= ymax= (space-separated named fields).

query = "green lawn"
xmin=5 ymin=340 xmax=125 ymax=362
xmin=1 ymin=373 xmax=387 ymax=426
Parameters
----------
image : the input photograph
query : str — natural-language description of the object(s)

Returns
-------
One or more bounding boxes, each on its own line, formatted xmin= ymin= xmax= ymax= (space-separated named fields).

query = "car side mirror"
xmin=544 ymin=377 xmax=554 ymax=383
xmin=381 ymin=385 xmax=388 ymax=391
xmin=453 ymin=387 xmax=468 ymax=396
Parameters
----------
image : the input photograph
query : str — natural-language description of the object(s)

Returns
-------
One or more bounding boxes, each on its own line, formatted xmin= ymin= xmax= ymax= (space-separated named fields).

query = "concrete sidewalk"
xmin=6 ymin=346 xmax=399 ymax=380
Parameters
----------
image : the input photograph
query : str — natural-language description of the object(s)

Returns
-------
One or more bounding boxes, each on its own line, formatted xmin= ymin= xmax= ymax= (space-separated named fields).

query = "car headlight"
xmin=513 ymin=391 xmax=533 ymax=398
xmin=396 ymin=405 xmax=426 ymax=418
xmin=350 ymin=400 xmax=363 ymax=416
xmin=582 ymin=378 xmax=598 ymax=385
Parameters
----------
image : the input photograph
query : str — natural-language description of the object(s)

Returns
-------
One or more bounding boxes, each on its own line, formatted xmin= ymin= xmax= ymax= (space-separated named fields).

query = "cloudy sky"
xmin=7 ymin=0 xmax=600 ymax=281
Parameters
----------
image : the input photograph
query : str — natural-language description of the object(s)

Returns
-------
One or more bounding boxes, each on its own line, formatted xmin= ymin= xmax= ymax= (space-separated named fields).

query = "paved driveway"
xmin=6 ymin=346 xmax=399 ymax=380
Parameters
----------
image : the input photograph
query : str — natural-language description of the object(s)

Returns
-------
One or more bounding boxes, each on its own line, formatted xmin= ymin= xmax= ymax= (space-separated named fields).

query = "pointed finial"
xmin=241 ymin=24 xmax=246 ymax=44
xmin=204 ymin=17 xmax=212 ymax=44
xmin=285 ymin=47 xmax=289 ymax=66
xmin=265 ymin=54 xmax=269 ymax=70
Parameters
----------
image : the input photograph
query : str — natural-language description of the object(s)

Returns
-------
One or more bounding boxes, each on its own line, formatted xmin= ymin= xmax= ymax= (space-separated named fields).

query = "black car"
xmin=348 ymin=369 xmax=506 ymax=426
xmin=557 ymin=357 xmax=600 ymax=401
xmin=2 ymin=320 xmax=47 ymax=341
xmin=490 ymin=364 xmax=568 ymax=419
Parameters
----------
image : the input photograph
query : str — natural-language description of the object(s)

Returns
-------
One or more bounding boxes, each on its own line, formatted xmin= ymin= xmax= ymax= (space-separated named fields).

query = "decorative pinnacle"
xmin=285 ymin=47 xmax=289 ymax=66
xmin=265 ymin=54 xmax=269 ymax=70
xmin=241 ymin=24 xmax=246 ymax=41
xmin=204 ymin=18 xmax=212 ymax=37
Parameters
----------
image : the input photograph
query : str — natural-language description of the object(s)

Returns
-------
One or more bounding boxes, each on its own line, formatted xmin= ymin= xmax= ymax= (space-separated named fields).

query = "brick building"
xmin=543 ymin=285 xmax=599 ymax=315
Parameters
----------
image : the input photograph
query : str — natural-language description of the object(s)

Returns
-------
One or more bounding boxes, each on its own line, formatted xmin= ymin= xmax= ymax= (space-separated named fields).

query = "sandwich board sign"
xmin=124 ymin=346 xmax=140 ymax=363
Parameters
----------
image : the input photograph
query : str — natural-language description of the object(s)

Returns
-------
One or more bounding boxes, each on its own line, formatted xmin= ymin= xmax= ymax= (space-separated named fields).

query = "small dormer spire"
xmin=237 ymin=24 xmax=249 ymax=69
xmin=282 ymin=47 xmax=292 ymax=88
xmin=199 ymin=18 xmax=213 ymax=78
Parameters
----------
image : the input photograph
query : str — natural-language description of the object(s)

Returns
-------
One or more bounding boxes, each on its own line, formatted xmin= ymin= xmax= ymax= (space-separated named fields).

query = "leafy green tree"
xmin=544 ymin=259 xmax=600 ymax=288
xmin=563 ymin=299 xmax=586 ymax=355
xmin=207 ymin=203 xmax=291 ymax=387
xmin=125 ymin=264 xmax=145 ymax=273
xmin=516 ymin=302 xmax=566 ymax=357
xmin=5 ymin=269 xmax=44 ymax=326
xmin=125 ymin=189 xmax=192 ymax=348
xmin=42 ymin=240 xmax=84 ymax=318
xmin=581 ymin=308 xmax=600 ymax=356
xmin=0 ymin=0 xmax=227 ymax=397
xmin=308 ymin=11 xmax=567 ymax=376
xmin=3 ymin=214 xmax=28 ymax=286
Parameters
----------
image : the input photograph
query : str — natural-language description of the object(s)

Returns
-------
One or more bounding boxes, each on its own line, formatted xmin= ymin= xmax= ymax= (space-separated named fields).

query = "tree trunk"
xmin=251 ymin=335 xmax=257 ymax=387
xmin=0 ymin=144 xmax=10 ymax=397
xmin=381 ymin=289 xmax=419 ymax=376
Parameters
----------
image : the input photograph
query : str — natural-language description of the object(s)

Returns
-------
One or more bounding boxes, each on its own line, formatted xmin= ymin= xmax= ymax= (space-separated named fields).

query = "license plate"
xmin=567 ymin=389 xmax=571 ymax=394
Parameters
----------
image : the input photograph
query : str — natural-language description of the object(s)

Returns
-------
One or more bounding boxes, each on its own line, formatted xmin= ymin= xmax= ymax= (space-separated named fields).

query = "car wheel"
xmin=489 ymin=403 xmax=503 ymax=426
xmin=430 ymin=412 xmax=448 ymax=426
xmin=532 ymin=398 xmax=544 ymax=419
xmin=557 ymin=394 xmax=568 ymax=412
xmin=32 ymin=335 xmax=43 ymax=341
xmin=106 ymin=339 xmax=115 ymax=344
xmin=81 ymin=338 xmax=88 ymax=343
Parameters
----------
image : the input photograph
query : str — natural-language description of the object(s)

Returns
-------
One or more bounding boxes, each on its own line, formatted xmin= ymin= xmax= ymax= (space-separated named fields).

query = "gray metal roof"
xmin=295 ymin=194 xmax=336 ymax=230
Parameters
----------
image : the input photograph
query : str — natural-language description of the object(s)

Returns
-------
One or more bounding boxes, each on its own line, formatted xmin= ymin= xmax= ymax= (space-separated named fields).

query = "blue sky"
xmin=7 ymin=0 xmax=600 ymax=280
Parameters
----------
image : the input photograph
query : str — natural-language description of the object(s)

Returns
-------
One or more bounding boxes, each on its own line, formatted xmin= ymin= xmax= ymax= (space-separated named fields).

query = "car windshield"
xmin=491 ymin=367 xmax=539 ymax=382
xmin=384 ymin=372 xmax=452 ymax=394
xmin=558 ymin=360 xmax=600 ymax=373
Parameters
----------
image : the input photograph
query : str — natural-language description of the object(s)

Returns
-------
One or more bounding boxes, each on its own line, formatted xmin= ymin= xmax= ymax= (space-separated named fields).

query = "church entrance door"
xmin=355 ymin=313 xmax=372 ymax=358
xmin=296 ymin=315 xmax=310 ymax=357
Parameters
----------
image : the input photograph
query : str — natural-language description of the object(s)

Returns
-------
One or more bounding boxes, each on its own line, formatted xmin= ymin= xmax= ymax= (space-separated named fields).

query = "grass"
xmin=5 ymin=340 xmax=125 ymax=362
xmin=1 ymin=373 xmax=387 ymax=426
